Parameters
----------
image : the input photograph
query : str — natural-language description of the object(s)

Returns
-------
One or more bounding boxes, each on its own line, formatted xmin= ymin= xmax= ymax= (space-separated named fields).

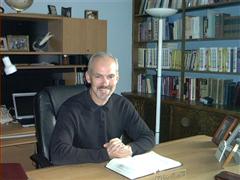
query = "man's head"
xmin=86 ymin=52 xmax=119 ymax=106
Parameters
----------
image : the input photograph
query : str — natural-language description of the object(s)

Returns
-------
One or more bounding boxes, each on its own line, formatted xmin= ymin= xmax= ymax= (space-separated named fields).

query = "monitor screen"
xmin=12 ymin=92 xmax=37 ymax=120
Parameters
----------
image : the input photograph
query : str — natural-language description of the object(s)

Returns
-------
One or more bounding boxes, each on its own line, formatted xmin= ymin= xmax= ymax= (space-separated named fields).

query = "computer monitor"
xmin=12 ymin=92 xmax=37 ymax=123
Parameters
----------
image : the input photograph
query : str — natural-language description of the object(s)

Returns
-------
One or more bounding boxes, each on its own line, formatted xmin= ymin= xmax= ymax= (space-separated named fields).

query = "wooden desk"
xmin=27 ymin=135 xmax=240 ymax=180
xmin=0 ymin=122 xmax=36 ymax=171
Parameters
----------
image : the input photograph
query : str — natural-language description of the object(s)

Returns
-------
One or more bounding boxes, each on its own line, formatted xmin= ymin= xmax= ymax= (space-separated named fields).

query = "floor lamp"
xmin=145 ymin=8 xmax=177 ymax=144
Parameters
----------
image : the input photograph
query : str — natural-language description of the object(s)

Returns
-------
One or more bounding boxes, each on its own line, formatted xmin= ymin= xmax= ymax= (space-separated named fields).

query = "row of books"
xmin=137 ymin=47 xmax=181 ymax=69
xmin=137 ymin=73 xmax=157 ymax=94
xmin=198 ymin=47 xmax=240 ymax=72
xmin=62 ymin=72 xmax=85 ymax=85
xmin=185 ymin=0 xmax=237 ymax=8
xmin=137 ymin=17 xmax=174 ymax=41
xmin=183 ymin=78 xmax=240 ymax=107
xmin=138 ymin=47 xmax=158 ymax=68
xmin=222 ymin=15 xmax=240 ymax=38
xmin=139 ymin=0 xmax=236 ymax=16
xmin=138 ymin=46 xmax=240 ymax=73
xmin=137 ymin=13 xmax=240 ymax=42
xmin=138 ymin=0 xmax=182 ymax=15
xmin=137 ymin=75 xmax=240 ymax=107
xmin=173 ymin=13 xmax=240 ymax=39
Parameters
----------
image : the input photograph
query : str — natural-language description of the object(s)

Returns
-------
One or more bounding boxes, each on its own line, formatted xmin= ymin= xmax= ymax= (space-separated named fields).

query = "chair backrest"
xmin=34 ymin=85 xmax=87 ymax=160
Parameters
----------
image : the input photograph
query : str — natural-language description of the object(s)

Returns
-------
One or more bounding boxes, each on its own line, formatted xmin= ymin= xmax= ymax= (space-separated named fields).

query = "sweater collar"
xmin=85 ymin=89 xmax=112 ymax=112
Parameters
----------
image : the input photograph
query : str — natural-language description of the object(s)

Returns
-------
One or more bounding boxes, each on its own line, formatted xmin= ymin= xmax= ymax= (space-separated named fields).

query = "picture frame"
xmin=84 ymin=10 xmax=98 ymax=19
xmin=215 ymin=124 xmax=240 ymax=165
xmin=7 ymin=35 xmax=29 ymax=51
xmin=48 ymin=5 xmax=57 ymax=15
xmin=226 ymin=123 xmax=240 ymax=147
xmin=215 ymin=140 xmax=228 ymax=163
xmin=61 ymin=7 xmax=71 ymax=17
xmin=212 ymin=116 xmax=238 ymax=145
xmin=0 ymin=37 xmax=8 ymax=51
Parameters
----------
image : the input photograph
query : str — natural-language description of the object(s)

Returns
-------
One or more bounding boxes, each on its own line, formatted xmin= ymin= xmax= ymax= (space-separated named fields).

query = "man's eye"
xmin=108 ymin=75 xmax=115 ymax=79
xmin=95 ymin=75 xmax=101 ymax=78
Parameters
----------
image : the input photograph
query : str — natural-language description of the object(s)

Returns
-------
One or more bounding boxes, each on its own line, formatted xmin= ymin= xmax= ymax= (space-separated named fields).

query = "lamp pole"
xmin=145 ymin=8 xmax=177 ymax=144
xmin=155 ymin=18 xmax=163 ymax=144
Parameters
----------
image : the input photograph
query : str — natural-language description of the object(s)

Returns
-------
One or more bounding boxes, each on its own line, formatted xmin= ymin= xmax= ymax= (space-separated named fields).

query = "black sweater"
xmin=50 ymin=90 xmax=155 ymax=165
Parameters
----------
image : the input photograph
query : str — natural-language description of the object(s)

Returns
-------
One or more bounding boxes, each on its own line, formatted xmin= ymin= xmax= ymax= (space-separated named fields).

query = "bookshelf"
xmin=0 ymin=13 xmax=107 ymax=106
xmin=122 ymin=0 xmax=240 ymax=142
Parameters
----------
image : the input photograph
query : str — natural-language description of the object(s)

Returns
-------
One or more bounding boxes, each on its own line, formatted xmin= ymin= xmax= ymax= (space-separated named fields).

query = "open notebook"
xmin=106 ymin=151 xmax=182 ymax=179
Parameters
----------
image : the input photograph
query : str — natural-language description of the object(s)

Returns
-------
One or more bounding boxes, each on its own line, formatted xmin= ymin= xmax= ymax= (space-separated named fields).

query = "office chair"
xmin=30 ymin=85 xmax=87 ymax=168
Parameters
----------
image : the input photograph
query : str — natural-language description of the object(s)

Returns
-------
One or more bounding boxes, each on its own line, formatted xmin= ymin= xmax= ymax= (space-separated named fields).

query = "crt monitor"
xmin=12 ymin=92 xmax=37 ymax=120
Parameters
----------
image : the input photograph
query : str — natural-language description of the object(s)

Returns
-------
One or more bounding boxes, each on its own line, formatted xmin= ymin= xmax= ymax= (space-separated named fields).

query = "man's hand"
xmin=104 ymin=138 xmax=132 ymax=159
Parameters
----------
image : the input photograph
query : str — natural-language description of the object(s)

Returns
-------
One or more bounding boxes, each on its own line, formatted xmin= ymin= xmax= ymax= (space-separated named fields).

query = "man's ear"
xmin=85 ymin=71 xmax=91 ymax=84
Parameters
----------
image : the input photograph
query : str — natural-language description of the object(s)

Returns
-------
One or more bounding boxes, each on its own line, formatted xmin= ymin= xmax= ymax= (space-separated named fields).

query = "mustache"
xmin=97 ymin=86 xmax=111 ymax=90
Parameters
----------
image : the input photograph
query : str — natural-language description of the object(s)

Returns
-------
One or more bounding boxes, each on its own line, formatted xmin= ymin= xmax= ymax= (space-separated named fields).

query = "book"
xmin=106 ymin=151 xmax=182 ymax=180
xmin=0 ymin=163 xmax=28 ymax=180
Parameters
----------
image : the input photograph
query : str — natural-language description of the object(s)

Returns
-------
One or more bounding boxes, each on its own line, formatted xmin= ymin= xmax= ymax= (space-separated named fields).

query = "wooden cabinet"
xmin=0 ymin=13 xmax=107 ymax=54
xmin=0 ymin=13 xmax=107 ymax=105
xmin=0 ymin=123 xmax=36 ymax=171
xmin=62 ymin=18 xmax=107 ymax=54
xmin=122 ymin=92 xmax=240 ymax=142
xmin=122 ymin=92 xmax=171 ymax=142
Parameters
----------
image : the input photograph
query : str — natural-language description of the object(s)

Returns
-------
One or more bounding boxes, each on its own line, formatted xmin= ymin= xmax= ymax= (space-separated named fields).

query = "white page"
xmin=106 ymin=151 xmax=182 ymax=179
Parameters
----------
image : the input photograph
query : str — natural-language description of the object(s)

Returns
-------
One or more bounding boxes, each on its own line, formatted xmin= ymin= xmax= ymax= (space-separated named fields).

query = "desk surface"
xmin=0 ymin=122 xmax=36 ymax=147
xmin=27 ymin=135 xmax=240 ymax=180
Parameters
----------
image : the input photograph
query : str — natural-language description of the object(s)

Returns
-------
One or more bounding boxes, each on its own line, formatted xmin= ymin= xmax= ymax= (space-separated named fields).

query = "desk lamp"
xmin=145 ymin=8 xmax=177 ymax=144
xmin=2 ymin=56 xmax=17 ymax=75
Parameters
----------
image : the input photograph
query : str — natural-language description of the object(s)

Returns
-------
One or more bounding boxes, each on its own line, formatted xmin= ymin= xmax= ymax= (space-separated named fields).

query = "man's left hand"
xmin=103 ymin=138 xmax=132 ymax=159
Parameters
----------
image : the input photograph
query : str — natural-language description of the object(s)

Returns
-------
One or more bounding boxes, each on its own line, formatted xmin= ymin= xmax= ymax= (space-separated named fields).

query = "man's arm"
xmin=50 ymin=106 xmax=109 ymax=165
xmin=122 ymin=99 xmax=155 ymax=155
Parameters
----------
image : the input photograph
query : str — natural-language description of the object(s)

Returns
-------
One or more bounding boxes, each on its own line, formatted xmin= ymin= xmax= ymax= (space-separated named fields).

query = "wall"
xmin=1 ymin=0 xmax=132 ymax=94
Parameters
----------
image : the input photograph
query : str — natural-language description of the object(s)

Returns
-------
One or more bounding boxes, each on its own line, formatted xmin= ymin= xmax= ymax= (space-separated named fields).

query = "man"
xmin=50 ymin=52 xmax=155 ymax=165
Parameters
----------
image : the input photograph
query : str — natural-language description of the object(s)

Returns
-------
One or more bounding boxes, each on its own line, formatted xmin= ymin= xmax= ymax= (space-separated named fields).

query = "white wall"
xmin=2 ymin=0 xmax=132 ymax=94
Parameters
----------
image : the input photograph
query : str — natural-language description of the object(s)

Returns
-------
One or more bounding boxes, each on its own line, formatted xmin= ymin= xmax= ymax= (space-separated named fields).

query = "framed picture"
xmin=7 ymin=35 xmax=29 ymax=51
xmin=212 ymin=116 xmax=238 ymax=145
xmin=215 ymin=140 xmax=228 ymax=163
xmin=48 ymin=5 xmax=57 ymax=15
xmin=0 ymin=37 xmax=8 ymax=51
xmin=61 ymin=7 xmax=71 ymax=17
xmin=226 ymin=123 xmax=240 ymax=147
xmin=84 ymin=10 xmax=98 ymax=19
xmin=215 ymin=124 xmax=240 ymax=166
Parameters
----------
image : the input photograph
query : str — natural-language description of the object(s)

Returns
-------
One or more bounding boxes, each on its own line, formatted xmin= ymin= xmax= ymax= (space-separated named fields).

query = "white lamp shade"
xmin=145 ymin=8 xmax=177 ymax=18
xmin=2 ymin=56 xmax=17 ymax=75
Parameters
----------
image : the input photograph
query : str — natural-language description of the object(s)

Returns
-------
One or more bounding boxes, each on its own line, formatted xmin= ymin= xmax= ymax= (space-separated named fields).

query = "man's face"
xmin=86 ymin=56 xmax=119 ymax=105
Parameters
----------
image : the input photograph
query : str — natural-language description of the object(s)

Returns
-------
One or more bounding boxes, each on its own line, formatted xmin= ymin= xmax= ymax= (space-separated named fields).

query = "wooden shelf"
xmin=185 ymin=37 xmax=240 ymax=41
xmin=15 ymin=64 xmax=86 ymax=70
xmin=0 ymin=122 xmax=36 ymax=148
xmin=185 ymin=70 xmax=240 ymax=75
xmin=0 ymin=51 xmax=62 ymax=55
xmin=122 ymin=92 xmax=240 ymax=117
xmin=0 ymin=13 xmax=63 ymax=20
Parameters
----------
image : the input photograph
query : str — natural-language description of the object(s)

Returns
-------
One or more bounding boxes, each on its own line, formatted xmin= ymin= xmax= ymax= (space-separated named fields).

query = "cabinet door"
xmin=2 ymin=143 xmax=36 ymax=171
xmin=122 ymin=95 xmax=170 ymax=142
xmin=62 ymin=18 xmax=107 ymax=54
xmin=84 ymin=20 xmax=107 ymax=53
xmin=170 ymin=106 xmax=203 ymax=140
xmin=169 ymin=105 xmax=227 ymax=140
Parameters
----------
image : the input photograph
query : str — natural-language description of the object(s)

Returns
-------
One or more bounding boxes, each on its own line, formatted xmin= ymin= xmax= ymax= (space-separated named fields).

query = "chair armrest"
xmin=30 ymin=154 xmax=53 ymax=168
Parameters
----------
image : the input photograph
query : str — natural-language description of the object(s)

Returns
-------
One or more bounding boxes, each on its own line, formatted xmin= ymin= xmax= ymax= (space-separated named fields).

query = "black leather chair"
xmin=31 ymin=85 xmax=87 ymax=168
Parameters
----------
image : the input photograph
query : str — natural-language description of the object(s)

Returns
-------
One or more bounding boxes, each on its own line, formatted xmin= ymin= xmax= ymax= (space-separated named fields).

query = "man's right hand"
xmin=103 ymin=138 xmax=132 ymax=159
